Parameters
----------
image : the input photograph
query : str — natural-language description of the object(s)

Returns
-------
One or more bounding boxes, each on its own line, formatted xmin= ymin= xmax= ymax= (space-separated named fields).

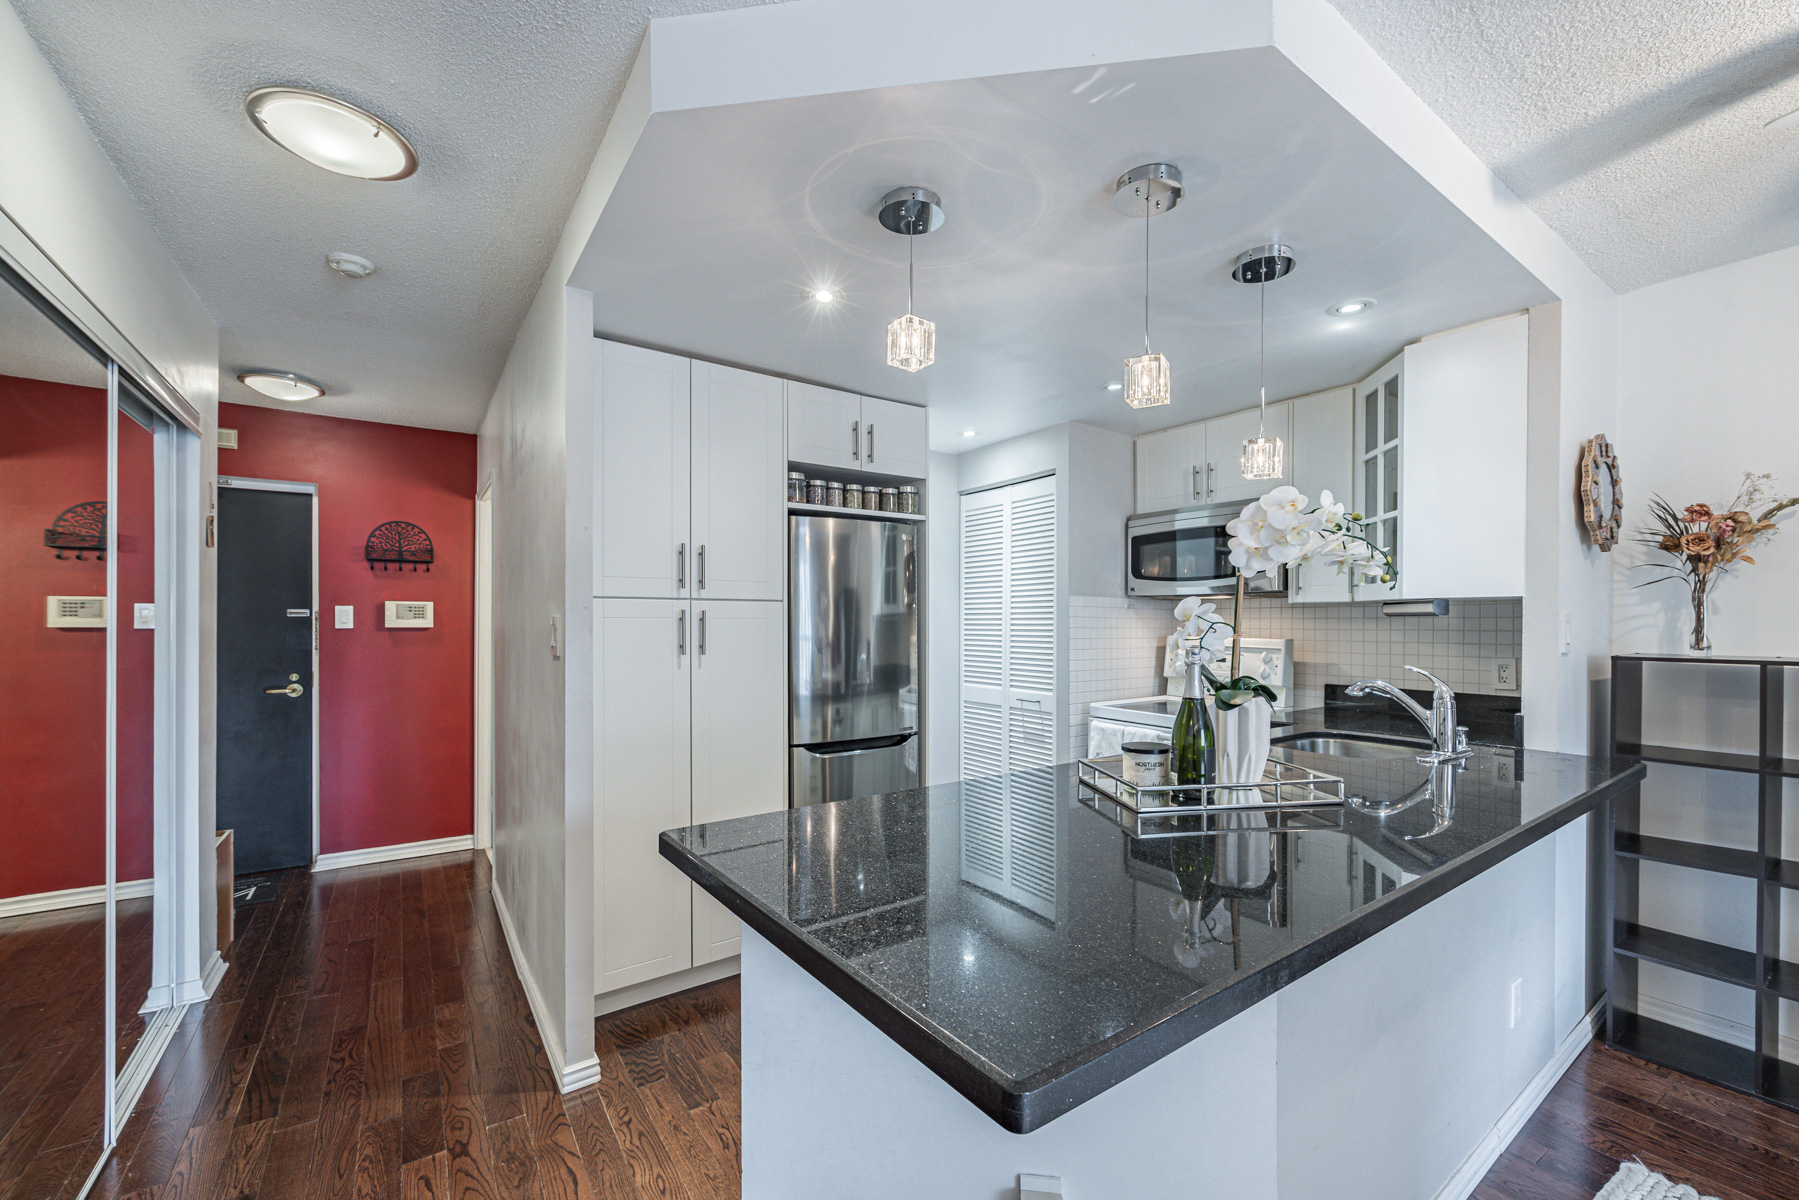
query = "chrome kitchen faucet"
xmin=1346 ymin=666 xmax=1472 ymax=763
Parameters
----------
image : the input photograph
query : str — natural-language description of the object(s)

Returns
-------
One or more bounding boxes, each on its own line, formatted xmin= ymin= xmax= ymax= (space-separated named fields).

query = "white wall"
xmin=0 ymin=4 xmax=220 ymax=1003
xmin=924 ymin=451 xmax=960 ymax=785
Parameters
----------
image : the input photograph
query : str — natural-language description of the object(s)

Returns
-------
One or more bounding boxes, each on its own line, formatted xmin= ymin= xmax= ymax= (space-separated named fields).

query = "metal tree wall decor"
xmin=45 ymin=501 xmax=107 ymax=560
xmin=365 ymin=521 xmax=434 ymax=571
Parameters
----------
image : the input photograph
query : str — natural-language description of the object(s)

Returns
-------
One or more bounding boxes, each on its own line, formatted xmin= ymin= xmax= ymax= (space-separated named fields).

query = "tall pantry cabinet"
xmin=591 ymin=339 xmax=787 ymax=1001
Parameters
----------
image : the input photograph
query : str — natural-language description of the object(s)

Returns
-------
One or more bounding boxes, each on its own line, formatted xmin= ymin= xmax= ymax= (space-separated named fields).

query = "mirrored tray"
xmin=1077 ymin=755 xmax=1346 ymax=815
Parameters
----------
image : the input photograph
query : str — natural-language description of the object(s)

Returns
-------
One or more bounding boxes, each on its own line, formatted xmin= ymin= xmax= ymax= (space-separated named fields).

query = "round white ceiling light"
xmin=1766 ymin=107 xmax=1799 ymax=133
xmin=812 ymin=288 xmax=837 ymax=303
xmin=1105 ymin=381 xmax=1124 ymax=391
xmin=1329 ymin=298 xmax=1376 ymax=316
xmin=247 ymin=87 xmax=417 ymax=180
xmin=961 ymin=429 xmax=978 ymax=437
xmin=238 ymin=371 xmax=325 ymax=401
xmin=326 ymin=251 xmax=375 ymax=279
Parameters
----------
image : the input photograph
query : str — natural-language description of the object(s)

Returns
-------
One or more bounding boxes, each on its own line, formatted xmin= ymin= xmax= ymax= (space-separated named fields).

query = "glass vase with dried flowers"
xmin=1637 ymin=473 xmax=1798 ymax=655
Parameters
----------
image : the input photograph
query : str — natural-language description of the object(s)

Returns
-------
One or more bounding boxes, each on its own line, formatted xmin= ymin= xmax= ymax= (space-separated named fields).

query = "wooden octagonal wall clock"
xmin=1579 ymin=434 xmax=1622 ymax=551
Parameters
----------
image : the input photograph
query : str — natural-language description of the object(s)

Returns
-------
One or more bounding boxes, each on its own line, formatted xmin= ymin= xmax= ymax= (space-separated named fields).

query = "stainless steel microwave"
xmin=1126 ymin=503 xmax=1287 ymax=598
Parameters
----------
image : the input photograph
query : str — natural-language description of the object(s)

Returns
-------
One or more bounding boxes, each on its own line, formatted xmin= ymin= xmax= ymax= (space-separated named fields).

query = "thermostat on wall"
xmin=47 ymin=596 xmax=106 ymax=628
xmin=384 ymin=600 xmax=434 ymax=629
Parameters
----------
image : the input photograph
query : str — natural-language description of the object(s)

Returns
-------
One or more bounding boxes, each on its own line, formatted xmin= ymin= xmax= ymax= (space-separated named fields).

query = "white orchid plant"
xmin=1225 ymin=485 xmax=1394 ymax=582
xmin=1172 ymin=487 xmax=1395 ymax=710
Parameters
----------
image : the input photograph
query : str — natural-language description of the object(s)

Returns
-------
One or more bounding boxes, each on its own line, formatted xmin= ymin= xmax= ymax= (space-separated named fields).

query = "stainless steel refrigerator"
xmin=790 ymin=513 xmax=919 ymax=806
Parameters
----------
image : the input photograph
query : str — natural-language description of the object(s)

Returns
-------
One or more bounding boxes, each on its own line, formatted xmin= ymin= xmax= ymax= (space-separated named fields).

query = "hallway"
xmin=84 ymin=851 xmax=741 ymax=1200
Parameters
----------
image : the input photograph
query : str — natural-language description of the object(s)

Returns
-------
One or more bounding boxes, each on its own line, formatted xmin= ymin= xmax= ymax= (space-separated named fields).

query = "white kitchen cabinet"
xmin=1288 ymin=387 xmax=1356 ymax=604
xmin=788 ymin=384 xmax=929 ymax=478
xmin=594 ymin=599 xmax=694 ymax=994
xmin=859 ymin=395 xmax=929 ymax=478
xmin=786 ymin=381 xmax=863 ymax=472
xmin=692 ymin=362 xmax=785 ymax=601
xmin=689 ymin=600 xmax=787 ymax=965
xmin=1351 ymin=355 xmax=1402 ymax=602
xmin=1134 ymin=423 xmax=1202 ymax=514
xmin=594 ymin=341 xmax=690 ymax=599
xmin=1205 ymin=401 xmax=1291 ymax=504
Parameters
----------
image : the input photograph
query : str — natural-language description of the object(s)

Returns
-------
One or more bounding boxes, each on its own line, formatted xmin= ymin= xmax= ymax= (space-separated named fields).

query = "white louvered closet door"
xmin=959 ymin=473 xmax=1058 ymax=780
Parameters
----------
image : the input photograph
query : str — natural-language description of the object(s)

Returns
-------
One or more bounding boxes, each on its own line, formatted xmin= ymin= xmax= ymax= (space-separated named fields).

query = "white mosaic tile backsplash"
xmin=1235 ymin=596 xmax=1523 ymax=710
xmin=1066 ymin=594 xmax=1524 ymax=753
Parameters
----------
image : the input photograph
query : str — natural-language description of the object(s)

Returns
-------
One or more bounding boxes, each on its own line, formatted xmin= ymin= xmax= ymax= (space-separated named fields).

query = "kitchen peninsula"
xmin=661 ymin=742 xmax=1643 ymax=1199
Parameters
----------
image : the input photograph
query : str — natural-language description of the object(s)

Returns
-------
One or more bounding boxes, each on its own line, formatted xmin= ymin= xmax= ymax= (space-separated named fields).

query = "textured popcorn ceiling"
xmin=1331 ymin=0 xmax=1799 ymax=293
xmin=8 ymin=0 xmax=781 ymax=431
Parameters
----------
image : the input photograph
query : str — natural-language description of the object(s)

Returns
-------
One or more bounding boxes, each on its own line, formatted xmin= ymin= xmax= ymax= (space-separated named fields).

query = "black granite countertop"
xmin=659 ymin=739 xmax=1641 ymax=1134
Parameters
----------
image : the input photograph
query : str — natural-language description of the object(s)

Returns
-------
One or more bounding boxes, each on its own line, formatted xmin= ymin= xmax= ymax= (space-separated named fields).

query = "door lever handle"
xmin=264 ymin=682 xmax=304 ymax=698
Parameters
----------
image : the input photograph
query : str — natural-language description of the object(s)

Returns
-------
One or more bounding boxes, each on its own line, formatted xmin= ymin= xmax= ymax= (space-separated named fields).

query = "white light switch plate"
xmin=335 ymin=605 xmax=354 ymax=629
xmin=133 ymin=603 xmax=156 ymax=629
xmin=1020 ymin=1174 xmax=1063 ymax=1200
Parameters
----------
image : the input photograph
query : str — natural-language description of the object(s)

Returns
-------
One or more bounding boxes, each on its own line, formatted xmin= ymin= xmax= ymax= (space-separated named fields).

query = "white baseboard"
xmin=1432 ymin=1000 xmax=1603 ymax=1200
xmin=489 ymin=878 xmax=599 ymax=1094
xmin=189 ymin=951 xmax=227 ymax=1001
xmin=313 ymin=834 xmax=474 ymax=872
xmin=0 ymin=877 xmax=154 ymax=918
xmin=138 ymin=983 xmax=175 ymax=1015
xmin=595 ymin=956 xmax=741 ymax=1017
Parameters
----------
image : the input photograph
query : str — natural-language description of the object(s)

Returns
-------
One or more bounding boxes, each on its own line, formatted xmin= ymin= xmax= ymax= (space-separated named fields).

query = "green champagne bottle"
xmin=1171 ymin=647 xmax=1215 ymax=790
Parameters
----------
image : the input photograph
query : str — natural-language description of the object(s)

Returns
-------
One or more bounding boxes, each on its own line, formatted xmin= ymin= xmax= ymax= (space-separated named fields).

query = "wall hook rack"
xmin=45 ymin=500 xmax=107 ymax=560
xmin=365 ymin=520 xmax=434 ymax=572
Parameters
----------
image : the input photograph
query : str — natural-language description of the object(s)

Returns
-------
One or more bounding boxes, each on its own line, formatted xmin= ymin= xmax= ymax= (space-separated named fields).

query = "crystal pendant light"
xmin=879 ymin=187 xmax=943 ymax=372
xmin=1114 ymin=164 xmax=1181 ymax=409
xmin=1233 ymin=244 xmax=1296 ymax=480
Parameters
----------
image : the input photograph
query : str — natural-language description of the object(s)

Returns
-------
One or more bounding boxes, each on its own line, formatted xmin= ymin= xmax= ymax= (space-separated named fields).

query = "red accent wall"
xmin=219 ymin=403 xmax=476 ymax=855
xmin=0 ymin=375 xmax=108 ymax=898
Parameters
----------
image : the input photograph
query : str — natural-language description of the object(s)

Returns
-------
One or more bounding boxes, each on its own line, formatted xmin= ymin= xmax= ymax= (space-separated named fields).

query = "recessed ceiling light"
xmin=961 ymin=429 xmax=977 ymax=437
xmin=1329 ymin=298 xmax=1376 ymax=317
xmin=812 ymin=288 xmax=837 ymax=303
xmin=246 ymin=87 xmax=418 ymax=180
xmin=238 ymin=371 xmax=325 ymax=401
xmin=1105 ymin=382 xmax=1124 ymax=391
xmin=326 ymin=251 xmax=375 ymax=279
xmin=1767 ymin=107 xmax=1799 ymax=132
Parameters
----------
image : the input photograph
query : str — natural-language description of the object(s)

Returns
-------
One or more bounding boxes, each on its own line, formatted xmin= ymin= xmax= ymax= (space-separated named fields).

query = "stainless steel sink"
xmin=1275 ymin=736 xmax=1425 ymax=760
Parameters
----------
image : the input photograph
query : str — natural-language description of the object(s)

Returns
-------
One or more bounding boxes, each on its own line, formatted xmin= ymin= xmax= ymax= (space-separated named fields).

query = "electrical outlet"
xmin=1509 ymin=978 xmax=1523 ymax=1028
xmin=1494 ymin=657 xmax=1517 ymax=690
xmin=335 ymin=606 xmax=354 ymax=629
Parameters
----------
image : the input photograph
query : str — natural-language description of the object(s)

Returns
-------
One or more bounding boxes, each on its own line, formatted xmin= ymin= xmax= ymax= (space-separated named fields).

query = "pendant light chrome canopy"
xmin=879 ymin=186 xmax=943 ymax=372
xmin=1234 ymin=244 xmax=1295 ymax=480
xmin=1114 ymin=164 xmax=1182 ymax=409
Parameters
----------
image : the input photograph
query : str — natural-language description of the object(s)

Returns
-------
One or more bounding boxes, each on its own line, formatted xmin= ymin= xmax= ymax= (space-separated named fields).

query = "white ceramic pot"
xmin=1214 ymin=695 xmax=1273 ymax=799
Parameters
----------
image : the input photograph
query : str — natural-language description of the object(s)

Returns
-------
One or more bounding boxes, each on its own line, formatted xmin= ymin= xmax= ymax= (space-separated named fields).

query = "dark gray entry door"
xmin=217 ymin=485 xmax=314 ymax=873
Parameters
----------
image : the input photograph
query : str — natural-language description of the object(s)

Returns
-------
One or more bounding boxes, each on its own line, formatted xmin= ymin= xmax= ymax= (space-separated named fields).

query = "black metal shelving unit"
xmin=1608 ymin=653 xmax=1799 ymax=1108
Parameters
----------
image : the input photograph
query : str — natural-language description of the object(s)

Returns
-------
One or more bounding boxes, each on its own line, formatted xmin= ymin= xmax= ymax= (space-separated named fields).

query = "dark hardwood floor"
xmin=27 ymin=848 xmax=1796 ymax=1200
xmin=79 ymin=851 xmax=742 ymax=1200
xmin=1474 ymin=1040 xmax=1799 ymax=1199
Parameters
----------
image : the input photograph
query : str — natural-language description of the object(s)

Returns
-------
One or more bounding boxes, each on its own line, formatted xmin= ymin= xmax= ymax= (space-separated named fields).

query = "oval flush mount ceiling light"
xmin=1766 ymin=106 xmax=1799 ymax=132
xmin=247 ymin=87 xmax=417 ymax=180
xmin=238 ymin=371 xmax=325 ymax=401
xmin=1329 ymin=298 xmax=1374 ymax=317
xmin=326 ymin=251 xmax=375 ymax=279
xmin=812 ymin=288 xmax=837 ymax=303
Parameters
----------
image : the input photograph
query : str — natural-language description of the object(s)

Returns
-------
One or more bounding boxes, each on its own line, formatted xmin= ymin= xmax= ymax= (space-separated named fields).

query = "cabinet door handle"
xmin=867 ymin=423 xmax=875 ymax=464
xmin=677 ymin=542 xmax=686 ymax=589
xmin=698 ymin=609 xmax=706 ymax=655
xmin=851 ymin=419 xmax=860 ymax=461
xmin=1207 ymin=463 xmax=1216 ymax=498
xmin=678 ymin=609 xmax=686 ymax=656
xmin=1192 ymin=465 xmax=1201 ymax=502
xmin=697 ymin=544 xmax=705 ymax=591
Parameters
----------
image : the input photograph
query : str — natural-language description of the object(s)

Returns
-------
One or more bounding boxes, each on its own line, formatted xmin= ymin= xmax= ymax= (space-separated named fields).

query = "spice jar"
xmin=787 ymin=471 xmax=807 ymax=503
xmin=879 ymin=487 xmax=899 ymax=512
xmin=825 ymin=480 xmax=844 ymax=507
xmin=806 ymin=478 xmax=827 ymax=505
xmin=843 ymin=483 xmax=863 ymax=510
xmin=897 ymin=485 xmax=920 ymax=514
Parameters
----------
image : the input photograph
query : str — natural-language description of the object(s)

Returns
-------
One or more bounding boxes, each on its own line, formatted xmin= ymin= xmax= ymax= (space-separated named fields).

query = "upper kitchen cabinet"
xmin=788 ymin=383 xmax=929 ymax=479
xmin=692 ymin=361 xmax=786 ymax=601
xmin=593 ymin=340 xmax=785 ymax=601
xmin=859 ymin=395 xmax=929 ymax=478
xmin=1288 ymin=386 xmax=1356 ymax=604
xmin=1396 ymin=313 xmax=1527 ymax=599
xmin=1132 ymin=401 xmax=1290 ymax=514
xmin=595 ymin=340 xmax=690 ymax=599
